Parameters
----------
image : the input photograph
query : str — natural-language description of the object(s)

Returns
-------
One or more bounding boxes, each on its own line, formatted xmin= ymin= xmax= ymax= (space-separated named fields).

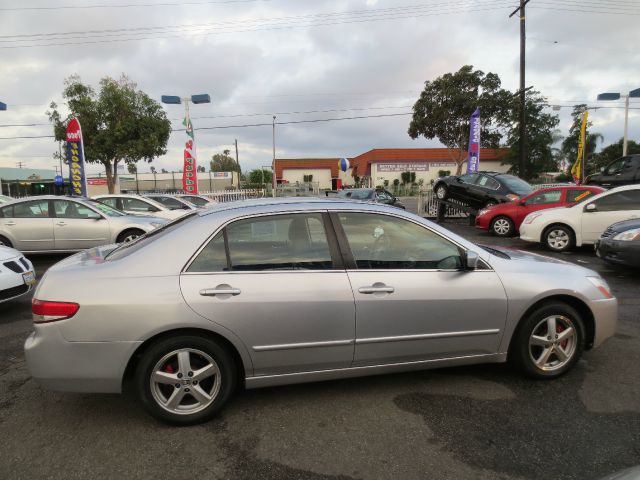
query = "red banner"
xmin=183 ymin=139 xmax=198 ymax=193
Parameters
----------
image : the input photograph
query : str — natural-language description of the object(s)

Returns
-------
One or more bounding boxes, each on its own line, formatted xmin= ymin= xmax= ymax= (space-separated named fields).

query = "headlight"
xmin=506 ymin=194 xmax=519 ymax=201
xmin=613 ymin=228 xmax=640 ymax=241
xmin=150 ymin=222 xmax=164 ymax=229
xmin=586 ymin=276 xmax=614 ymax=299
xmin=523 ymin=213 xmax=542 ymax=224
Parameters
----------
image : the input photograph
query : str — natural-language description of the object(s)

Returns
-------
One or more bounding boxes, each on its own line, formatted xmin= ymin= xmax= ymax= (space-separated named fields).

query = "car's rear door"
xmin=52 ymin=199 xmax=110 ymax=250
xmin=449 ymin=173 xmax=479 ymax=203
xmin=581 ymin=190 xmax=640 ymax=243
xmin=180 ymin=211 xmax=356 ymax=376
xmin=333 ymin=211 xmax=507 ymax=366
xmin=1 ymin=200 xmax=54 ymax=251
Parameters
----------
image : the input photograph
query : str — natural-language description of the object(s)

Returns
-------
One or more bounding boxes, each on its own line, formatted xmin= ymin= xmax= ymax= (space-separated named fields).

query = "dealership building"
xmin=274 ymin=148 xmax=510 ymax=189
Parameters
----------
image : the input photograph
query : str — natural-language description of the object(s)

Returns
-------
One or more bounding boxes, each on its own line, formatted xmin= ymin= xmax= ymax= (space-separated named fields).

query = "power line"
xmin=0 ymin=0 xmax=267 ymax=12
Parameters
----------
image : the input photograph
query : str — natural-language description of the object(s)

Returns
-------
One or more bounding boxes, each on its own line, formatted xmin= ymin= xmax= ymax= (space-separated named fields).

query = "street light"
xmin=597 ymin=88 xmax=640 ymax=156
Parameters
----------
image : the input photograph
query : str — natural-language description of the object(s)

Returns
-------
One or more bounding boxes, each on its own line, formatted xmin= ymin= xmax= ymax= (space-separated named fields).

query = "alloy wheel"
xmin=547 ymin=229 xmax=570 ymax=250
xmin=528 ymin=315 xmax=577 ymax=371
xmin=150 ymin=348 xmax=222 ymax=415
xmin=493 ymin=218 xmax=511 ymax=236
xmin=123 ymin=233 xmax=141 ymax=243
xmin=436 ymin=186 xmax=446 ymax=199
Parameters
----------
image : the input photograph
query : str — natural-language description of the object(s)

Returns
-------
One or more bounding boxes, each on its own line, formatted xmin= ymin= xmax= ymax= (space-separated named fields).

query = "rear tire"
xmin=491 ymin=216 xmax=515 ymax=237
xmin=0 ymin=235 xmax=12 ymax=248
xmin=135 ymin=335 xmax=237 ymax=425
xmin=117 ymin=229 xmax=145 ymax=244
xmin=543 ymin=225 xmax=575 ymax=252
xmin=510 ymin=302 xmax=585 ymax=379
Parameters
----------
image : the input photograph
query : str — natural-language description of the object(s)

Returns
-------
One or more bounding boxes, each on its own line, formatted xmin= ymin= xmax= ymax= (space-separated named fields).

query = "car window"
xmin=123 ymin=197 xmax=159 ymax=212
xmin=84 ymin=199 xmax=124 ymax=217
xmin=222 ymin=213 xmax=333 ymax=271
xmin=477 ymin=175 xmax=500 ymax=189
xmin=11 ymin=200 xmax=50 ymax=218
xmin=97 ymin=197 xmax=118 ymax=209
xmin=458 ymin=173 xmax=479 ymax=184
xmin=187 ymin=231 xmax=228 ymax=272
xmin=566 ymin=189 xmax=596 ymax=203
xmin=148 ymin=196 xmax=185 ymax=210
xmin=498 ymin=175 xmax=533 ymax=195
xmin=338 ymin=212 xmax=462 ymax=270
xmin=591 ymin=190 xmax=640 ymax=212
xmin=339 ymin=190 xmax=373 ymax=200
xmin=606 ymin=158 xmax=626 ymax=174
xmin=181 ymin=196 xmax=209 ymax=207
xmin=53 ymin=200 xmax=100 ymax=219
xmin=525 ymin=190 xmax=562 ymax=205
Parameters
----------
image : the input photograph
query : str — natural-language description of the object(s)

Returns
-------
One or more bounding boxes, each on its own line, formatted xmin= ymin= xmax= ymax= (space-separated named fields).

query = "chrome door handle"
xmin=199 ymin=288 xmax=241 ymax=296
xmin=358 ymin=286 xmax=395 ymax=294
xmin=56 ymin=222 xmax=67 ymax=226
xmin=5 ymin=221 xmax=16 ymax=226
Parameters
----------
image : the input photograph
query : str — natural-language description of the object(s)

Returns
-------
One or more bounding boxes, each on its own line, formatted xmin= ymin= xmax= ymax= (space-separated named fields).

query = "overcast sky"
xmin=0 ymin=0 xmax=638 ymax=176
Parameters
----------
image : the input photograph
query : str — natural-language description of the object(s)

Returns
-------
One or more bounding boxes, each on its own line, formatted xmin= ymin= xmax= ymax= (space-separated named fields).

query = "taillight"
xmin=32 ymin=299 xmax=80 ymax=323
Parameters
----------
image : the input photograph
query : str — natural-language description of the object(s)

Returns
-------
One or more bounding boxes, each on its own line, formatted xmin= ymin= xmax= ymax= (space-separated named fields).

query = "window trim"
xmin=182 ymin=210 xmax=345 ymax=274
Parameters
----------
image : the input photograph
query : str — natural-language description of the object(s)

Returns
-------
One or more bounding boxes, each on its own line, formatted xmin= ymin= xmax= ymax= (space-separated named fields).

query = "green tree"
xmin=502 ymin=90 xmax=560 ymax=179
xmin=561 ymin=104 xmax=603 ymax=176
xmin=127 ymin=163 xmax=137 ymax=174
xmin=161 ymin=168 xmax=168 ymax=174
xmin=210 ymin=149 xmax=240 ymax=173
xmin=150 ymin=166 xmax=156 ymax=174
xmin=248 ymin=168 xmax=272 ymax=184
xmin=592 ymin=138 xmax=640 ymax=172
xmin=197 ymin=165 xmax=206 ymax=173
xmin=47 ymin=74 xmax=171 ymax=193
xmin=408 ymin=65 xmax=511 ymax=174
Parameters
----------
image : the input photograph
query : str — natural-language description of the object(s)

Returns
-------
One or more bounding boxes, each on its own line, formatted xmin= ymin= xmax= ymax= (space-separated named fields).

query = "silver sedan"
xmin=0 ymin=196 xmax=166 ymax=252
xmin=25 ymin=198 xmax=617 ymax=425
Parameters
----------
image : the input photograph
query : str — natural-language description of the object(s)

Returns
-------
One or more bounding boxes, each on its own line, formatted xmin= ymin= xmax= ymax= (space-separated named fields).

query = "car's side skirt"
xmin=244 ymin=352 xmax=507 ymax=389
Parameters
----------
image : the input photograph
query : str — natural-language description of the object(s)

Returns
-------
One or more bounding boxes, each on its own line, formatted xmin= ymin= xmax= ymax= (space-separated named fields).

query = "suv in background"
xmin=586 ymin=155 xmax=640 ymax=188
xmin=434 ymin=171 xmax=533 ymax=209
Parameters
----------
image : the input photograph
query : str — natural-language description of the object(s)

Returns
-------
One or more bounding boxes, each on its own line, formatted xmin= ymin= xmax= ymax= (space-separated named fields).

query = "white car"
xmin=144 ymin=194 xmax=198 ymax=211
xmin=93 ymin=194 xmax=187 ymax=220
xmin=0 ymin=195 xmax=14 ymax=205
xmin=0 ymin=245 xmax=35 ymax=303
xmin=519 ymin=184 xmax=640 ymax=252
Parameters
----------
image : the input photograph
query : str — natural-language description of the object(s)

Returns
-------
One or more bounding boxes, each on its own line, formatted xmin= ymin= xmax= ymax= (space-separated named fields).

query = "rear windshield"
xmin=105 ymin=211 xmax=198 ymax=261
xmin=499 ymin=175 xmax=532 ymax=195
xmin=338 ymin=190 xmax=374 ymax=200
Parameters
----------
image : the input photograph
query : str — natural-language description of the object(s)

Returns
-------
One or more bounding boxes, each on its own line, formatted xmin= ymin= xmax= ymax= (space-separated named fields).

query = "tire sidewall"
xmin=544 ymin=225 xmax=574 ymax=252
xmin=491 ymin=216 xmax=514 ymax=237
xmin=0 ymin=235 xmax=12 ymax=248
xmin=117 ymin=229 xmax=145 ymax=244
xmin=511 ymin=302 xmax=585 ymax=379
xmin=135 ymin=335 xmax=237 ymax=425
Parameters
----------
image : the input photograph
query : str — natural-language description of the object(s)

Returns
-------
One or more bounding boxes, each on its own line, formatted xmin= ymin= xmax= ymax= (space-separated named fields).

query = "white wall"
xmin=371 ymin=161 xmax=509 ymax=187
xmin=282 ymin=168 xmax=332 ymax=189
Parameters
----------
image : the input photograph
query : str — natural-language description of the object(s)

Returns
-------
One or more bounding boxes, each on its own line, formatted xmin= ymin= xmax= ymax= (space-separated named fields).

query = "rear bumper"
xmin=24 ymin=322 xmax=141 ymax=393
xmin=595 ymin=239 xmax=640 ymax=268
xmin=590 ymin=298 xmax=618 ymax=348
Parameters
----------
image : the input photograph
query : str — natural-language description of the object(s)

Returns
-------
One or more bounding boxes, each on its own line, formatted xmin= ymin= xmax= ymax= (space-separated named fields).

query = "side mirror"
xmin=585 ymin=203 xmax=597 ymax=212
xmin=465 ymin=250 xmax=479 ymax=270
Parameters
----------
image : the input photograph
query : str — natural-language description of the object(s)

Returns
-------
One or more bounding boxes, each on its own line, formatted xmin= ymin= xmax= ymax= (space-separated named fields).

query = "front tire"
xmin=135 ymin=335 xmax=237 ymax=425
xmin=511 ymin=302 xmax=585 ymax=379
xmin=435 ymin=184 xmax=448 ymax=200
xmin=543 ymin=225 xmax=575 ymax=252
xmin=491 ymin=216 xmax=515 ymax=237
xmin=117 ymin=229 xmax=145 ymax=244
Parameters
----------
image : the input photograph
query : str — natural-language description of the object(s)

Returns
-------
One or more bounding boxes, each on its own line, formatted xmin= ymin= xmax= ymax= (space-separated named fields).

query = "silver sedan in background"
xmin=25 ymin=198 xmax=617 ymax=425
xmin=0 ymin=196 xmax=166 ymax=252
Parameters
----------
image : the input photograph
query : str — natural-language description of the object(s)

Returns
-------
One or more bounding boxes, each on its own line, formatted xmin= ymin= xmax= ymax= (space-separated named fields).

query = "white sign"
xmin=377 ymin=163 xmax=430 ymax=172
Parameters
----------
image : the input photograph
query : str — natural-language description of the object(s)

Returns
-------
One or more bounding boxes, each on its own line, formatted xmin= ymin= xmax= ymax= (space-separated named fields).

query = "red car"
xmin=475 ymin=185 xmax=605 ymax=236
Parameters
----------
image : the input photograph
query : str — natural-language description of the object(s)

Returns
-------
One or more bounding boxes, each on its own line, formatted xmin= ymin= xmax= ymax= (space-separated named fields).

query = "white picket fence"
xmin=200 ymin=189 xmax=266 ymax=203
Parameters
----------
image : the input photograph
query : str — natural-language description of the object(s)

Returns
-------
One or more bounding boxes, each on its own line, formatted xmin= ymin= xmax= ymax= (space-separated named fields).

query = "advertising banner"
xmin=66 ymin=118 xmax=88 ymax=197
xmin=571 ymin=111 xmax=589 ymax=185
xmin=466 ymin=108 xmax=481 ymax=173
xmin=182 ymin=117 xmax=198 ymax=194
xmin=377 ymin=163 xmax=429 ymax=172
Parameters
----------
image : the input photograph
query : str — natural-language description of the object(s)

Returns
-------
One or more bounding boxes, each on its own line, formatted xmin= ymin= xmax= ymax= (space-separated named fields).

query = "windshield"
xmin=105 ymin=211 xmax=198 ymax=261
xmin=338 ymin=190 xmax=374 ymax=200
xmin=499 ymin=175 xmax=533 ymax=195
xmin=180 ymin=195 xmax=210 ymax=207
xmin=82 ymin=199 xmax=124 ymax=217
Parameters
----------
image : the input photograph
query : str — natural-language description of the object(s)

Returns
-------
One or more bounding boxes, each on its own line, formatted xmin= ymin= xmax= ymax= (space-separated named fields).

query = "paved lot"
xmin=1 ymin=215 xmax=639 ymax=480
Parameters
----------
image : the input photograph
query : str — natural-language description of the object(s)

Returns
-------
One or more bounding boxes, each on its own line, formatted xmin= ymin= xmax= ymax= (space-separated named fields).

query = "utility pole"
xmin=272 ymin=115 xmax=276 ymax=198
xmin=234 ymin=138 xmax=240 ymax=171
xmin=510 ymin=0 xmax=529 ymax=179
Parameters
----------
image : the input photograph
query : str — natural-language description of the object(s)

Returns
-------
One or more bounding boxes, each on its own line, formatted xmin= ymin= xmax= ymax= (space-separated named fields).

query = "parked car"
xmin=519 ymin=185 xmax=640 ymax=252
xmin=476 ymin=185 xmax=605 ymax=236
xmin=0 ymin=245 xmax=35 ymax=303
xmin=93 ymin=194 xmax=187 ymax=220
xmin=145 ymin=194 xmax=198 ymax=211
xmin=434 ymin=171 xmax=533 ymax=209
xmin=176 ymin=194 xmax=217 ymax=208
xmin=0 ymin=194 xmax=14 ymax=205
xmin=586 ymin=154 xmax=640 ymax=188
xmin=0 ymin=196 xmax=167 ymax=252
xmin=337 ymin=188 xmax=405 ymax=209
xmin=595 ymin=218 xmax=640 ymax=268
xmin=25 ymin=198 xmax=617 ymax=425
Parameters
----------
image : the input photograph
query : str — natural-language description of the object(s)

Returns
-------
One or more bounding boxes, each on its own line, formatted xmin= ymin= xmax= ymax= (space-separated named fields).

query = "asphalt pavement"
xmin=1 ymin=207 xmax=639 ymax=480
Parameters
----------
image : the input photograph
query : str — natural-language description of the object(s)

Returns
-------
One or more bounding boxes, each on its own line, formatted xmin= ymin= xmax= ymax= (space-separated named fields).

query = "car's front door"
xmin=0 ymin=200 xmax=54 ymax=251
xmin=180 ymin=212 xmax=356 ymax=376
xmin=334 ymin=211 xmax=508 ymax=366
xmin=52 ymin=200 xmax=111 ymax=250
xmin=516 ymin=189 xmax=563 ymax=225
xmin=581 ymin=190 xmax=640 ymax=243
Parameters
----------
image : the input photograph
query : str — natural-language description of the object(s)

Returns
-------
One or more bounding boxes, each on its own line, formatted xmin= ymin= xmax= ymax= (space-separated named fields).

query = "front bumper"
xmin=590 ymin=297 xmax=618 ymax=348
xmin=595 ymin=238 xmax=640 ymax=268
xmin=24 ymin=322 xmax=141 ymax=393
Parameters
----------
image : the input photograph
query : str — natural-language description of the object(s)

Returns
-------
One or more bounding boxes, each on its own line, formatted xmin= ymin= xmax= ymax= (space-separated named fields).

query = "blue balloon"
xmin=54 ymin=175 xmax=64 ymax=186
xmin=339 ymin=158 xmax=350 ymax=172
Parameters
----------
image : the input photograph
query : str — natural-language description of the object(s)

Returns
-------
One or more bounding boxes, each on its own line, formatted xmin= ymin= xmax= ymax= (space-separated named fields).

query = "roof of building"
xmin=274 ymin=158 xmax=343 ymax=180
xmin=0 ymin=167 xmax=57 ymax=181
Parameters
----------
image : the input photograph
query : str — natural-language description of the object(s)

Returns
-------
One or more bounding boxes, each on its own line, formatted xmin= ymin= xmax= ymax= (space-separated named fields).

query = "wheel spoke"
xmin=546 ymin=317 xmax=557 ymax=336
xmin=152 ymin=371 xmax=178 ymax=385
xmin=177 ymin=350 xmax=192 ymax=375
xmin=189 ymin=384 xmax=212 ymax=404
xmin=165 ymin=388 xmax=186 ymax=409
xmin=535 ymin=347 xmax=553 ymax=367
xmin=192 ymin=363 xmax=218 ymax=382
xmin=530 ymin=335 xmax=548 ymax=347
xmin=554 ymin=346 xmax=569 ymax=363
xmin=557 ymin=327 xmax=574 ymax=342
